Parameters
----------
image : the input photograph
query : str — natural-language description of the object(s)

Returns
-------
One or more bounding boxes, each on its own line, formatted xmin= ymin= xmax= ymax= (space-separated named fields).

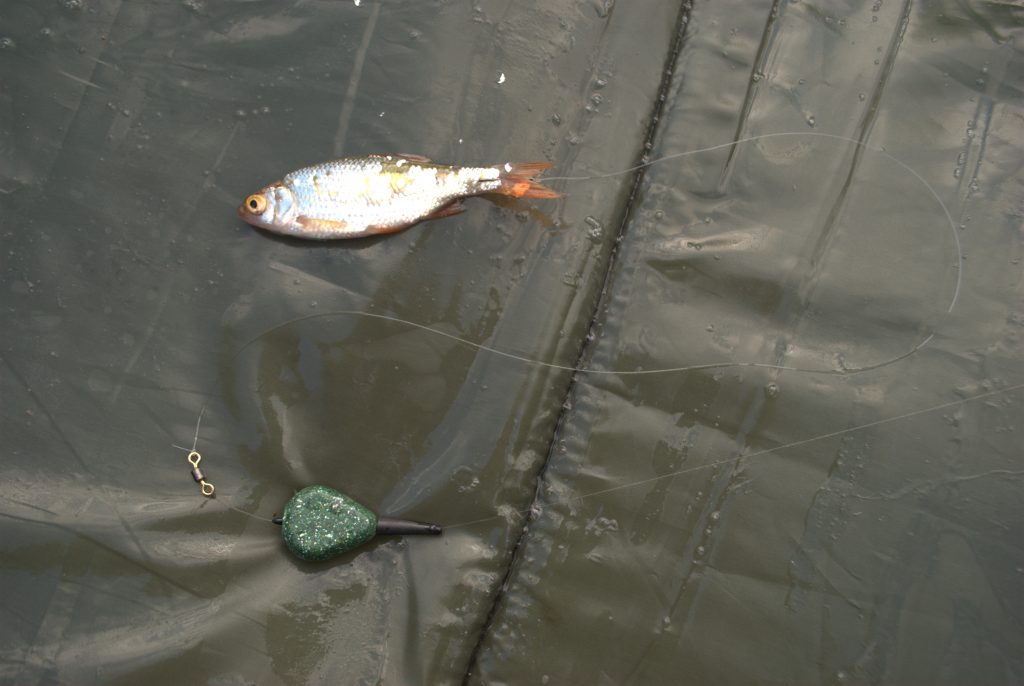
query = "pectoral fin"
xmin=296 ymin=216 xmax=350 ymax=237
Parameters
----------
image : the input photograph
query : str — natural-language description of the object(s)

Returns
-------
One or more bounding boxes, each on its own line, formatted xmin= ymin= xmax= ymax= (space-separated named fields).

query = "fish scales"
xmin=288 ymin=159 xmax=498 ymax=225
xmin=238 ymin=154 xmax=560 ymax=240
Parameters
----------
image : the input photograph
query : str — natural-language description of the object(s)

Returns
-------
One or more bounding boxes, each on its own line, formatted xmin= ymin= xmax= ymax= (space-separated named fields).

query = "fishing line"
xmin=220 ymin=131 xmax=962 ymax=378
xmin=174 ymin=382 xmax=1024 ymax=529
xmin=174 ymin=131 xmax=967 ymax=534
xmin=171 ymin=403 xmax=277 ymax=524
xmin=443 ymin=381 xmax=1024 ymax=530
xmin=542 ymin=129 xmax=961 ymax=314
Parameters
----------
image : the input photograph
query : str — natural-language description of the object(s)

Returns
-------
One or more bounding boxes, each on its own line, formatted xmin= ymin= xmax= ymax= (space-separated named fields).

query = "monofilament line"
xmin=175 ymin=130 xmax=970 ymax=525
xmin=443 ymin=382 xmax=1024 ymax=530
xmin=541 ymin=130 xmax=962 ymax=313
xmin=233 ymin=131 xmax=961 ymax=377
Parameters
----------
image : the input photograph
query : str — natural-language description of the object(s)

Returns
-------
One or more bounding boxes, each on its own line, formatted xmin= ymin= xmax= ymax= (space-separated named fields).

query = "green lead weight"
xmin=274 ymin=485 xmax=442 ymax=562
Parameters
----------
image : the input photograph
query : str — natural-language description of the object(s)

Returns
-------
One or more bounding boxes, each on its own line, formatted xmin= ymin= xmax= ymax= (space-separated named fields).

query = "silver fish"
xmin=238 ymin=154 xmax=559 ymax=240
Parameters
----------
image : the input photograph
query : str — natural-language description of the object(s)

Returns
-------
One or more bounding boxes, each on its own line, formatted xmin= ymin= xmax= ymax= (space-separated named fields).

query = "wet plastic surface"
xmin=1 ymin=1 xmax=1022 ymax=684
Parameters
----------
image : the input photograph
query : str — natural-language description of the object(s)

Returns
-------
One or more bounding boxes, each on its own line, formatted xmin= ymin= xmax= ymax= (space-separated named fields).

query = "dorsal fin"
xmin=396 ymin=153 xmax=433 ymax=164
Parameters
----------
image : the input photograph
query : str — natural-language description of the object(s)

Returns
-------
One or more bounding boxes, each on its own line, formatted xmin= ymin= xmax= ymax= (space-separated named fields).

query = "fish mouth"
xmin=238 ymin=206 xmax=283 ymax=235
xmin=237 ymin=202 xmax=257 ymax=220
xmin=237 ymin=202 xmax=269 ymax=229
xmin=237 ymin=187 xmax=281 ymax=232
xmin=237 ymin=183 xmax=298 ymax=234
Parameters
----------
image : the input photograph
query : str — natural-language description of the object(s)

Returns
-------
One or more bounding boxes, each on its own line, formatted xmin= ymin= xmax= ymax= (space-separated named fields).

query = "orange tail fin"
xmin=497 ymin=161 xmax=562 ymax=199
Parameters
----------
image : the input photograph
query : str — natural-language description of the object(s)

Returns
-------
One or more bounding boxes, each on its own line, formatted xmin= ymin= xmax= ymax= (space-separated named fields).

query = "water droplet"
xmin=806 ymin=114 xmax=816 ymax=127
xmin=0 ymin=37 xmax=15 ymax=50
xmin=551 ymin=113 xmax=562 ymax=126
xmin=765 ymin=382 xmax=780 ymax=398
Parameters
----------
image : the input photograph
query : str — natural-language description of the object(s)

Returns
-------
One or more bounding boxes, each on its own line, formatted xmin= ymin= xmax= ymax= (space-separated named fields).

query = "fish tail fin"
xmin=497 ymin=161 xmax=562 ymax=199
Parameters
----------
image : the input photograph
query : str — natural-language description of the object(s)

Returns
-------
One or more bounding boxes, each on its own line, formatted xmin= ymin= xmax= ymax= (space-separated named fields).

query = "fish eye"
xmin=245 ymin=194 xmax=267 ymax=213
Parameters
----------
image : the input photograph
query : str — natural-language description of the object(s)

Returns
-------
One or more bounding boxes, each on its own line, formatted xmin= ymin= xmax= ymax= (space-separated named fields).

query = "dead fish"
xmin=238 ymin=153 xmax=560 ymax=240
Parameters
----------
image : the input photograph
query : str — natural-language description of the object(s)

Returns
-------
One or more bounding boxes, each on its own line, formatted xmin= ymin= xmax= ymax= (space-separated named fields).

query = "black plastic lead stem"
xmin=376 ymin=517 xmax=442 ymax=536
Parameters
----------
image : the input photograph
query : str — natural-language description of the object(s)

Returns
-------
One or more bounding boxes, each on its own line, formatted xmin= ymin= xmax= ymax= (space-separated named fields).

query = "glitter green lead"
xmin=281 ymin=485 xmax=377 ymax=561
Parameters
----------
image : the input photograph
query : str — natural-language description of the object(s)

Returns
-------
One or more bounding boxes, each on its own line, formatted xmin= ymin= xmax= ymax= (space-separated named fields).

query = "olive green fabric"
xmin=1 ymin=1 xmax=1021 ymax=685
